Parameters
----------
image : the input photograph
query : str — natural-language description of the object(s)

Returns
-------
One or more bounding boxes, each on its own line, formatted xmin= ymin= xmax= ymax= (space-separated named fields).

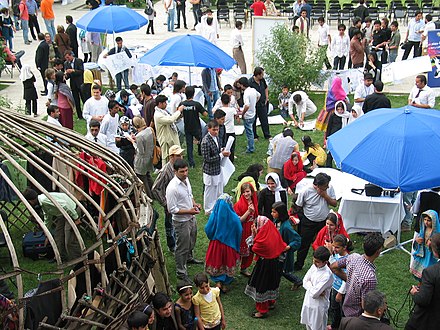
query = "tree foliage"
xmin=256 ymin=24 xmax=327 ymax=97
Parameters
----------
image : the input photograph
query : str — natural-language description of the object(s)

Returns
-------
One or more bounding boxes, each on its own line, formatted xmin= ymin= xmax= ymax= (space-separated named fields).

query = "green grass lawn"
xmin=4 ymin=91 xmax=423 ymax=329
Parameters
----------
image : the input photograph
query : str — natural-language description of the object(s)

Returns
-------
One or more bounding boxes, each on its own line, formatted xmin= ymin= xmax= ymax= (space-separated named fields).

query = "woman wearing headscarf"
xmin=283 ymin=152 xmax=307 ymax=193
xmin=54 ymin=71 xmax=75 ymax=129
xmin=410 ymin=210 xmax=440 ymax=281
xmin=312 ymin=212 xmax=349 ymax=251
xmin=205 ymin=194 xmax=243 ymax=293
xmin=315 ymin=76 xmax=348 ymax=132
xmin=244 ymin=216 xmax=288 ymax=318
xmin=20 ymin=65 xmax=38 ymax=117
xmin=347 ymin=104 xmax=363 ymax=125
xmin=258 ymin=173 xmax=287 ymax=221
xmin=234 ymin=180 xmax=258 ymax=277
xmin=325 ymin=100 xmax=350 ymax=167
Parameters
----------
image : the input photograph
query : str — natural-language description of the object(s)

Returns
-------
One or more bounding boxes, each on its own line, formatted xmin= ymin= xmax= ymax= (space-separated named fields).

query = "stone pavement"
xmin=0 ymin=1 xmax=415 ymax=118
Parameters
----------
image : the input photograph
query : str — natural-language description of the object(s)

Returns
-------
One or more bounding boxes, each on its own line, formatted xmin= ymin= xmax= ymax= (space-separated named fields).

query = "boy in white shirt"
xmin=317 ymin=16 xmax=332 ymax=70
xmin=218 ymin=93 xmax=238 ymax=162
xmin=237 ymin=77 xmax=260 ymax=154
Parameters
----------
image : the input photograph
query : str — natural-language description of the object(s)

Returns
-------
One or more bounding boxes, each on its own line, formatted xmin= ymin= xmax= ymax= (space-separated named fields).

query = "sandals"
xmin=251 ymin=312 xmax=268 ymax=319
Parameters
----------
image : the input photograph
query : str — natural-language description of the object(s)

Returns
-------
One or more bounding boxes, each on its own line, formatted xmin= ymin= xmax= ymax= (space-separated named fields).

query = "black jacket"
xmin=66 ymin=23 xmax=79 ymax=54
xmin=35 ymin=40 xmax=49 ymax=70
xmin=64 ymin=57 xmax=84 ymax=89
xmin=363 ymin=93 xmax=391 ymax=114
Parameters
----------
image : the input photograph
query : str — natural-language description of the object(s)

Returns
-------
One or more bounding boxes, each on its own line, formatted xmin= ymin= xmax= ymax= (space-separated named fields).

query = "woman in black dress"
xmin=258 ymin=173 xmax=287 ymax=221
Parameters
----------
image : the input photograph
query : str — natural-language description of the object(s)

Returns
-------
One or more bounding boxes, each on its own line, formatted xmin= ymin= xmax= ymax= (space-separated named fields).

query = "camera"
xmin=383 ymin=190 xmax=396 ymax=198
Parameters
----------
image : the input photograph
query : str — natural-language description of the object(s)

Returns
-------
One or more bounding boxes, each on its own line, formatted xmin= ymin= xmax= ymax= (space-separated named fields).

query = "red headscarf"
xmin=252 ymin=216 xmax=287 ymax=259
xmin=323 ymin=212 xmax=349 ymax=243
xmin=283 ymin=152 xmax=305 ymax=182
xmin=234 ymin=181 xmax=258 ymax=217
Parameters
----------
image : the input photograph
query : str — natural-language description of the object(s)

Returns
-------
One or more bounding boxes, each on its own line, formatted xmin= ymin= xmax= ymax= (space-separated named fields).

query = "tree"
xmin=256 ymin=24 xmax=327 ymax=97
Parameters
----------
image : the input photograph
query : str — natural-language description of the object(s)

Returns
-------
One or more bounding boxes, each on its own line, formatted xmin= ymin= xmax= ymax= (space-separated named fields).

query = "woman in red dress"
xmin=234 ymin=181 xmax=258 ymax=277
xmin=312 ymin=212 xmax=349 ymax=251
xmin=283 ymin=151 xmax=307 ymax=194
xmin=205 ymin=194 xmax=242 ymax=293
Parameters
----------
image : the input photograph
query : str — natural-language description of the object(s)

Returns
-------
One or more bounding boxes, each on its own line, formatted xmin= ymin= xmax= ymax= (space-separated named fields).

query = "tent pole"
xmin=188 ymin=66 xmax=191 ymax=85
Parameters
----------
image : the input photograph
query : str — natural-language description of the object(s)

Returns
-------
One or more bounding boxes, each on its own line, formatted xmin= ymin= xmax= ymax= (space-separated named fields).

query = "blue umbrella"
xmin=327 ymin=106 xmax=440 ymax=192
xmin=76 ymin=5 xmax=148 ymax=33
xmin=138 ymin=34 xmax=236 ymax=70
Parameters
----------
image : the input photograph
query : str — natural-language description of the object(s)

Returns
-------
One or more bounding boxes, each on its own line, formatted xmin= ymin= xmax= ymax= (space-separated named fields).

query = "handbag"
xmin=144 ymin=5 xmax=154 ymax=15
xmin=151 ymin=129 xmax=161 ymax=166
xmin=351 ymin=183 xmax=383 ymax=197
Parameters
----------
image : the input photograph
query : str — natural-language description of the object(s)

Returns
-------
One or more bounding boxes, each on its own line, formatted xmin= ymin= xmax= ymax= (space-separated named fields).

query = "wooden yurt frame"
xmin=0 ymin=108 xmax=170 ymax=329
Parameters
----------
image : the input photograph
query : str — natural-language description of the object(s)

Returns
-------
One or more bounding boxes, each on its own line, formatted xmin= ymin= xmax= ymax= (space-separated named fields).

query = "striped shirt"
xmin=337 ymin=253 xmax=377 ymax=317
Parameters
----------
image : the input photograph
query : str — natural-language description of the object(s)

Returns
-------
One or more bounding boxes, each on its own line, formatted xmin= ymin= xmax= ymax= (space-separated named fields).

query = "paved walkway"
xmin=0 ymin=2 xmax=415 ymax=118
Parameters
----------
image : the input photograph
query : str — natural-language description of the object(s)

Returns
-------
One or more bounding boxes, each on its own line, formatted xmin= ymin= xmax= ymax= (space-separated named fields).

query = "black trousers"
xmin=176 ymin=5 xmax=187 ymax=28
xmin=402 ymin=41 xmax=421 ymax=60
xmin=39 ymin=67 xmax=48 ymax=93
xmin=192 ymin=4 xmax=201 ymax=27
xmin=25 ymin=99 xmax=37 ymax=115
xmin=146 ymin=20 xmax=154 ymax=34
xmin=29 ymin=14 xmax=40 ymax=40
xmin=71 ymin=84 xmax=83 ymax=119
xmin=226 ymin=132 xmax=236 ymax=163
xmin=252 ymin=104 xmax=271 ymax=139
xmin=295 ymin=213 xmax=326 ymax=269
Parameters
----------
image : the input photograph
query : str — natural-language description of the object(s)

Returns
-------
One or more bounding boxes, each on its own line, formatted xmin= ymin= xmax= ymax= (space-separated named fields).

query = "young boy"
xmin=278 ymin=85 xmax=291 ymax=120
xmin=192 ymin=273 xmax=226 ymax=330
xmin=218 ymin=93 xmax=237 ymax=162
xmin=181 ymin=85 xmax=207 ymax=168
xmin=300 ymin=246 xmax=334 ymax=330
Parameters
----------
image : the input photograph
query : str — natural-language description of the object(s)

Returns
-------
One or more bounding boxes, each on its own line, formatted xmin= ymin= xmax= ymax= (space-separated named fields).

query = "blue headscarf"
xmin=205 ymin=194 xmax=242 ymax=253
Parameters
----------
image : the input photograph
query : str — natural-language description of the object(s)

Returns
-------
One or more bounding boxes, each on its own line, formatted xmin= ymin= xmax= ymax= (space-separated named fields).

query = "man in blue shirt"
xmin=26 ymin=0 xmax=40 ymax=40
xmin=402 ymin=11 xmax=425 ymax=60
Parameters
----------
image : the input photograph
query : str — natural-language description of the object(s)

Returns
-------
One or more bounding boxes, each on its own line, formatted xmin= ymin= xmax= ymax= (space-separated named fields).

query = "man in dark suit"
xmin=65 ymin=15 xmax=78 ymax=58
xmin=64 ymin=50 xmax=84 ymax=119
xmin=339 ymin=290 xmax=393 ymax=330
xmin=201 ymin=120 xmax=230 ymax=215
xmin=35 ymin=33 xmax=49 ymax=96
xmin=405 ymin=233 xmax=440 ymax=330
xmin=362 ymin=81 xmax=392 ymax=114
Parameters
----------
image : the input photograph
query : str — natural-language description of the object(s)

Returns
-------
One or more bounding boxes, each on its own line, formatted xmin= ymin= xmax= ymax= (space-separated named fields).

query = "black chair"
xmin=393 ymin=5 xmax=407 ymax=23
xmin=310 ymin=6 xmax=325 ymax=25
xmin=217 ymin=6 xmax=231 ymax=27
xmin=368 ymin=6 xmax=379 ymax=20
xmin=406 ymin=5 xmax=420 ymax=24
xmin=327 ymin=8 xmax=340 ymax=26
xmin=339 ymin=8 xmax=352 ymax=24
xmin=233 ymin=7 xmax=247 ymax=26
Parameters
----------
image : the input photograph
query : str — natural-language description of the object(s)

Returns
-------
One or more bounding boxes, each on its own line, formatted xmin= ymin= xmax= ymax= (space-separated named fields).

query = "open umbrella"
xmin=327 ymin=106 xmax=440 ymax=192
xmin=76 ymin=5 xmax=148 ymax=33
xmin=138 ymin=34 xmax=236 ymax=72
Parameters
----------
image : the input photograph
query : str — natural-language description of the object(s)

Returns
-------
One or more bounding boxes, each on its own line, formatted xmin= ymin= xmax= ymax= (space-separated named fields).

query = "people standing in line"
xmin=408 ymin=74 xmax=435 ymax=109
xmin=166 ymin=159 xmax=202 ymax=282
xmin=133 ymin=116 xmax=155 ymax=198
xmin=145 ymin=0 xmax=155 ymax=35
xmin=103 ymin=37 xmax=132 ymax=92
xmin=18 ymin=0 xmax=30 ymax=44
xmin=165 ymin=0 xmax=175 ymax=33
xmin=26 ymin=0 xmax=39 ymax=41
xmin=237 ymin=77 xmax=260 ymax=154
xmin=40 ymin=0 xmax=56 ymax=41
xmin=249 ymin=67 xmax=271 ymax=140
xmin=54 ymin=70 xmax=75 ymax=129
xmin=317 ymin=16 xmax=332 ymax=70
xmin=151 ymin=145 xmax=184 ymax=253
xmin=20 ymin=65 xmax=38 ymax=117
xmin=201 ymin=120 xmax=230 ymax=215
xmin=231 ymin=20 xmax=247 ymax=74
xmin=295 ymin=173 xmax=337 ymax=271
xmin=176 ymin=0 xmax=187 ymax=29
xmin=35 ymin=32 xmax=49 ymax=96
xmin=330 ymin=233 xmax=384 ymax=317
xmin=65 ymin=15 xmax=78 ymax=57
xmin=362 ymin=81 xmax=391 ymax=113
xmin=402 ymin=11 xmax=425 ymax=60
xmin=63 ymin=50 xmax=84 ymax=119
xmin=332 ymin=23 xmax=350 ymax=70
xmin=0 ymin=7 xmax=16 ymax=50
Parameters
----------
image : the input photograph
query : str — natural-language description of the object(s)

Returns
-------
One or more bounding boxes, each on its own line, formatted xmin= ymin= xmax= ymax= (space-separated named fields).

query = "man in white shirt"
xmin=213 ymin=84 xmax=238 ymax=113
xmin=231 ymin=20 xmax=247 ymax=74
xmin=218 ymin=93 xmax=237 ymax=162
xmin=166 ymin=158 xmax=202 ymax=281
xmin=354 ymin=73 xmax=375 ymax=110
xmin=421 ymin=14 xmax=436 ymax=55
xmin=317 ymin=16 xmax=332 ymax=70
xmin=402 ymin=11 xmax=425 ymax=60
xmin=46 ymin=105 xmax=61 ymax=127
xmin=83 ymin=85 xmax=109 ymax=128
xmin=85 ymin=120 xmax=108 ymax=147
xmin=288 ymin=91 xmax=317 ymax=127
xmin=164 ymin=0 xmax=176 ymax=32
xmin=100 ymin=100 xmax=120 ymax=153
xmin=331 ymin=23 xmax=350 ymax=70
xmin=237 ymin=76 xmax=260 ymax=153
xmin=408 ymin=74 xmax=435 ymax=109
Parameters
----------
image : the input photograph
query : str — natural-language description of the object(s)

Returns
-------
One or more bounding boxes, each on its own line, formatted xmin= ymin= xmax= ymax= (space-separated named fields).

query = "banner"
xmin=427 ymin=30 xmax=440 ymax=88
xmin=98 ymin=52 xmax=134 ymax=79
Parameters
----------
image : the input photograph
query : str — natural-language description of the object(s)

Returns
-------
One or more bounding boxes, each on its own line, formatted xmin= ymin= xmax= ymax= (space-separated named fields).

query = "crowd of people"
xmin=1 ymin=0 xmax=440 ymax=329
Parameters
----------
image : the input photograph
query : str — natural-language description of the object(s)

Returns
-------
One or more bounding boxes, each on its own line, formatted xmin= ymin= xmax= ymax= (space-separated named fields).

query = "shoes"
xmin=245 ymin=150 xmax=254 ymax=154
xmin=33 ymin=114 xmax=38 ymax=117
xmin=177 ymin=275 xmax=194 ymax=285
xmin=191 ymin=28 xmax=196 ymax=31
xmin=187 ymin=258 xmax=203 ymax=265
xmin=175 ymin=26 xmax=180 ymax=29
xmin=240 ymin=269 xmax=251 ymax=277
xmin=25 ymin=41 xmax=31 ymax=45
xmin=146 ymin=31 xmax=150 ymax=34
xmin=184 ymin=26 xmax=188 ymax=29
xmin=40 ymin=92 xmax=47 ymax=96
xmin=251 ymin=312 xmax=268 ymax=319
xmin=33 ymin=37 xmax=37 ymax=41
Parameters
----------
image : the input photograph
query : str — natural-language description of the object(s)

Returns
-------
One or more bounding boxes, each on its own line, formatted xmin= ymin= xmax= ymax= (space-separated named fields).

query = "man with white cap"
xmin=152 ymin=145 xmax=184 ymax=253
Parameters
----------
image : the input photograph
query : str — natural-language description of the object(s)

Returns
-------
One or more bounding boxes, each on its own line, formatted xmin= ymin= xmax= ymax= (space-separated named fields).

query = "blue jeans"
xmin=204 ymin=90 xmax=220 ymax=119
xmin=167 ymin=8 xmax=176 ymax=32
xmin=115 ymin=69 xmax=129 ymax=91
xmin=185 ymin=130 xmax=201 ymax=167
xmin=389 ymin=51 xmax=398 ymax=63
xmin=21 ymin=20 xmax=29 ymax=43
xmin=244 ymin=117 xmax=255 ymax=152
xmin=44 ymin=19 xmax=56 ymax=41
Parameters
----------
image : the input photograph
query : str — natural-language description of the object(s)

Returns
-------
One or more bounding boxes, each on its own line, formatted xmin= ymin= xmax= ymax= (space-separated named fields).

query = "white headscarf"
xmin=348 ymin=104 xmax=363 ymax=125
xmin=19 ymin=65 xmax=33 ymax=82
xmin=334 ymin=101 xmax=350 ymax=128
xmin=265 ymin=172 xmax=285 ymax=202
